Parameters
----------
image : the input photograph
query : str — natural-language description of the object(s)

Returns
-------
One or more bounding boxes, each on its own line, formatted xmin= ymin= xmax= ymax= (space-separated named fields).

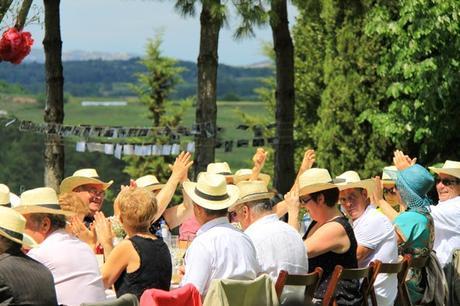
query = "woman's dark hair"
xmin=310 ymin=187 xmax=339 ymax=207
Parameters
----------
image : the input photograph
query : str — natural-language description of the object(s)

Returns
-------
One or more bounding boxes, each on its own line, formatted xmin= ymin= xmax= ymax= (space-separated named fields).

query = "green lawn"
xmin=0 ymin=95 xmax=271 ymax=170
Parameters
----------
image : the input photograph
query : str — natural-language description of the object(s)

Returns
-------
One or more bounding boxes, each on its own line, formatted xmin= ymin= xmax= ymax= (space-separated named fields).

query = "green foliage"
xmin=123 ymin=36 xmax=190 ymax=186
xmin=0 ymin=80 xmax=26 ymax=94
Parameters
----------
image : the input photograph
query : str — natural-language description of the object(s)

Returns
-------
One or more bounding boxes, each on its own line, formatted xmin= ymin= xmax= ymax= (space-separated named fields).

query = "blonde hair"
xmin=59 ymin=192 xmax=90 ymax=217
xmin=114 ymin=187 xmax=157 ymax=232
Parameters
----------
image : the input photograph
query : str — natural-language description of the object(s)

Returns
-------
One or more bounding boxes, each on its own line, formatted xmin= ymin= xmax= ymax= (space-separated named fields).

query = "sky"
xmin=22 ymin=0 xmax=298 ymax=66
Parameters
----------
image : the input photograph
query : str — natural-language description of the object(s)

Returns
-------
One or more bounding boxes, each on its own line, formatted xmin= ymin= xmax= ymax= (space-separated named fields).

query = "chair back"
xmin=203 ymin=274 xmax=279 ymax=306
xmin=322 ymin=262 xmax=377 ymax=306
xmin=275 ymin=267 xmax=323 ymax=306
xmin=140 ymin=283 xmax=202 ymax=306
xmin=80 ymin=293 xmax=139 ymax=306
xmin=369 ymin=255 xmax=412 ymax=306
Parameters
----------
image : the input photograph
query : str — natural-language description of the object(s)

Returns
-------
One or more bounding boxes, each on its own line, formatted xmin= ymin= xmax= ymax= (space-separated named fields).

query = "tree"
xmin=124 ymin=34 xmax=190 ymax=184
xmin=173 ymin=0 xmax=226 ymax=178
xmin=43 ymin=0 xmax=64 ymax=190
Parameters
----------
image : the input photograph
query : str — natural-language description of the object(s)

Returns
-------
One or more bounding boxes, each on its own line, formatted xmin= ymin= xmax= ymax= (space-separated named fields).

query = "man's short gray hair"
xmin=245 ymin=198 xmax=272 ymax=215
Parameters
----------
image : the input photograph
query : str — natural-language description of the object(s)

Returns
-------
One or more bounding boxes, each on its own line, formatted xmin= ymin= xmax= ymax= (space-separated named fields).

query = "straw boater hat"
xmin=429 ymin=160 xmax=460 ymax=179
xmin=60 ymin=168 xmax=113 ymax=193
xmin=382 ymin=166 xmax=398 ymax=186
xmin=299 ymin=168 xmax=339 ymax=196
xmin=15 ymin=187 xmax=75 ymax=216
xmin=232 ymin=169 xmax=271 ymax=186
xmin=0 ymin=206 xmax=37 ymax=248
xmin=229 ymin=180 xmax=274 ymax=211
xmin=334 ymin=170 xmax=377 ymax=194
xmin=183 ymin=173 xmax=239 ymax=210
xmin=0 ymin=184 xmax=10 ymax=207
xmin=135 ymin=175 xmax=165 ymax=192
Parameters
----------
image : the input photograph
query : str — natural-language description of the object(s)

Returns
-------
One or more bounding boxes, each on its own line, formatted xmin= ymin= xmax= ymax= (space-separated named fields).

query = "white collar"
xmin=245 ymin=214 xmax=278 ymax=233
xmin=197 ymin=217 xmax=229 ymax=236
xmin=438 ymin=195 xmax=460 ymax=205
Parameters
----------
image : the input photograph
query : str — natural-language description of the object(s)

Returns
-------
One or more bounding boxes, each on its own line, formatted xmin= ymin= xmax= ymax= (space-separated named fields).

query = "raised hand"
xmin=299 ymin=149 xmax=316 ymax=173
xmin=252 ymin=147 xmax=268 ymax=169
xmin=393 ymin=150 xmax=413 ymax=171
xmin=93 ymin=211 xmax=114 ymax=247
xmin=170 ymin=151 xmax=193 ymax=182
xmin=370 ymin=176 xmax=384 ymax=206
xmin=69 ymin=216 xmax=97 ymax=246
xmin=284 ymin=189 xmax=300 ymax=213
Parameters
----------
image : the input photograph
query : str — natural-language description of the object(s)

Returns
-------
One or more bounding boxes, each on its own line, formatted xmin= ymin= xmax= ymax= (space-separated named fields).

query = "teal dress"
xmin=393 ymin=210 xmax=432 ymax=304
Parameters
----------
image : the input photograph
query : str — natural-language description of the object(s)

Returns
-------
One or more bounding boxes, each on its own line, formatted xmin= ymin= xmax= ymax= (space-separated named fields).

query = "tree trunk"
xmin=43 ymin=0 xmax=64 ymax=191
xmin=270 ymin=0 xmax=295 ymax=194
xmin=193 ymin=1 xmax=221 ymax=178
xmin=0 ymin=0 xmax=13 ymax=24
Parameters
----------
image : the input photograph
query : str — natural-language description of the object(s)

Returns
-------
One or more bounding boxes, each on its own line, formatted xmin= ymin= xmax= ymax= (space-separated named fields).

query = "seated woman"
xmin=286 ymin=168 xmax=362 ymax=305
xmin=94 ymin=187 xmax=172 ymax=299
xmin=372 ymin=150 xmax=435 ymax=304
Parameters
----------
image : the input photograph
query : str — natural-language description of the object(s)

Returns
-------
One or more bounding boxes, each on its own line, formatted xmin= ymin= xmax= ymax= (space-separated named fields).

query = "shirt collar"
xmin=197 ymin=217 xmax=229 ymax=236
xmin=438 ymin=195 xmax=460 ymax=205
xmin=245 ymin=213 xmax=278 ymax=233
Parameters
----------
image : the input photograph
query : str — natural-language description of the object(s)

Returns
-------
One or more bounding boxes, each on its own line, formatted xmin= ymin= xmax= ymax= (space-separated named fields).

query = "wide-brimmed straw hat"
xmin=0 ymin=184 xmax=10 ymax=207
xmin=0 ymin=206 xmax=37 ymax=248
xmin=335 ymin=171 xmax=377 ymax=194
xmin=15 ymin=187 xmax=75 ymax=216
xmin=207 ymin=162 xmax=233 ymax=176
xmin=299 ymin=168 xmax=339 ymax=196
xmin=229 ymin=181 xmax=274 ymax=211
xmin=382 ymin=166 xmax=398 ymax=185
xmin=429 ymin=160 xmax=460 ymax=179
xmin=135 ymin=175 xmax=165 ymax=192
xmin=183 ymin=173 xmax=239 ymax=210
xmin=397 ymin=164 xmax=434 ymax=210
xmin=232 ymin=169 xmax=271 ymax=186
xmin=60 ymin=168 xmax=113 ymax=193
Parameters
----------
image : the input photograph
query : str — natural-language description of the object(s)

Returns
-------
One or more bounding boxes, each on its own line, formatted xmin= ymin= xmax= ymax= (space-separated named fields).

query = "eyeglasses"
xmin=299 ymin=196 xmax=313 ymax=205
xmin=76 ymin=186 xmax=105 ymax=197
xmin=383 ymin=187 xmax=397 ymax=195
xmin=435 ymin=178 xmax=460 ymax=186
xmin=228 ymin=211 xmax=237 ymax=223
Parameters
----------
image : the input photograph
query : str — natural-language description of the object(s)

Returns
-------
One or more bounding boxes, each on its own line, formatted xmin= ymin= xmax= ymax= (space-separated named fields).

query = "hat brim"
xmin=381 ymin=179 xmax=396 ymax=186
xmin=335 ymin=179 xmax=377 ymax=193
xmin=428 ymin=167 xmax=460 ymax=179
xmin=299 ymin=183 xmax=337 ymax=196
xmin=142 ymin=184 xmax=165 ymax=192
xmin=60 ymin=176 xmax=113 ymax=193
xmin=230 ymin=192 xmax=275 ymax=211
xmin=0 ymin=229 xmax=38 ymax=248
xmin=183 ymin=181 xmax=239 ymax=210
xmin=15 ymin=205 xmax=76 ymax=216
xmin=233 ymin=173 xmax=271 ymax=186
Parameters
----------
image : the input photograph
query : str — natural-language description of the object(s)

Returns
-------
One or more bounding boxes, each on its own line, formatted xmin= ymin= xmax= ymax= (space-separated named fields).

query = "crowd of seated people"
xmin=0 ymin=147 xmax=459 ymax=305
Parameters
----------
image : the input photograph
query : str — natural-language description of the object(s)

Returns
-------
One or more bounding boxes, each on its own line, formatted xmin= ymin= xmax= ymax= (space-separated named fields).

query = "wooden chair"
xmin=369 ymin=254 xmax=412 ymax=306
xmin=322 ymin=262 xmax=378 ymax=306
xmin=274 ymin=267 xmax=323 ymax=306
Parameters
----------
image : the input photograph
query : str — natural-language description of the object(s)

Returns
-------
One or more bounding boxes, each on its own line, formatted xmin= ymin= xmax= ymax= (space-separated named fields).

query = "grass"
xmin=0 ymin=94 xmax=271 ymax=170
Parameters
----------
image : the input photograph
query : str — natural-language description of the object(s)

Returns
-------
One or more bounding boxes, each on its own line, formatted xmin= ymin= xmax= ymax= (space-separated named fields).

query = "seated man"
xmin=229 ymin=180 xmax=308 ymax=280
xmin=181 ymin=173 xmax=260 ymax=296
xmin=336 ymin=171 xmax=399 ymax=306
xmin=16 ymin=187 xmax=106 ymax=306
xmin=429 ymin=160 xmax=460 ymax=267
xmin=60 ymin=168 xmax=113 ymax=225
xmin=0 ymin=206 xmax=58 ymax=306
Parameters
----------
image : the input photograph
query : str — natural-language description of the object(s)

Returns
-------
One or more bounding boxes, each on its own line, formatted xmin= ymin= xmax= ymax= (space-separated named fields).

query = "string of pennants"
xmin=1 ymin=118 xmax=282 ymax=157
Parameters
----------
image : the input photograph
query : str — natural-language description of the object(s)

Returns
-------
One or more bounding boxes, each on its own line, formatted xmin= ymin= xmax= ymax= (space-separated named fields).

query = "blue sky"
xmin=24 ymin=0 xmax=298 ymax=66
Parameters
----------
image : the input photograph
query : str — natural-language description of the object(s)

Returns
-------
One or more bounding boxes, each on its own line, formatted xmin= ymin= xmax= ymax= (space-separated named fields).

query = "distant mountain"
xmin=25 ymin=49 xmax=140 ymax=63
xmin=0 ymin=57 xmax=272 ymax=100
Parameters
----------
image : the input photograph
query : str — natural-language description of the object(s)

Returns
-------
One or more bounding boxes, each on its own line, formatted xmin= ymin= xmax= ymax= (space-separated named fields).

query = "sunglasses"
xmin=383 ymin=187 xmax=397 ymax=195
xmin=435 ymin=178 xmax=460 ymax=186
xmin=299 ymin=196 xmax=313 ymax=205
xmin=228 ymin=211 xmax=238 ymax=223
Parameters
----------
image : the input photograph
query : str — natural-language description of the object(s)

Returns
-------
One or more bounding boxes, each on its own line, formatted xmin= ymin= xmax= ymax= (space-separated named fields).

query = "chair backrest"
xmin=369 ymin=255 xmax=412 ymax=306
xmin=80 ymin=293 xmax=139 ymax=306
xmin=275 ymin=267 xmax=323 ymax=305
xmin=202 ymin=274 xmax=278 ymax=306
xmin=140 ymin=283 xmax=202 ymax=306
xmin=322 ymin=262 xmax=377 ymax=306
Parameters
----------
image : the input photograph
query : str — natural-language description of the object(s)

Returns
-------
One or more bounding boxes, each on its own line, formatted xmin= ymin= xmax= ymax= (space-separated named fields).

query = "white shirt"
xmin=28 ymin=230 xmax=106 ymax=306
xmin=181 ymin=217 xmax=260 ymax=295
xmin=245 ymin=214 xmax=308 ymax=280
xmin=353 ymin=205 xmax=398 ymax=306
xmin=431 ymin=196 xmax=460 ymax=267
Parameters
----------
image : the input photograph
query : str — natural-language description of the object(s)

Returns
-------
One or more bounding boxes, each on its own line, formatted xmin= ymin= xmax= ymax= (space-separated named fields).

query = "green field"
xmin=0 ymin=95 xmax=271 ymax=170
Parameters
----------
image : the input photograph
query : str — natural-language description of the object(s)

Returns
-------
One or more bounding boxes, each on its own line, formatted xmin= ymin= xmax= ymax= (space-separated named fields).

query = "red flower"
xmin=0 ymin=27 xmax=34 ymax=64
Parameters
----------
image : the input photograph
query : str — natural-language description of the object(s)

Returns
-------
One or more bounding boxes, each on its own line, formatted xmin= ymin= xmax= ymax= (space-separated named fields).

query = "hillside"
xmin=0 ymin=58 xmax=273 ymax=100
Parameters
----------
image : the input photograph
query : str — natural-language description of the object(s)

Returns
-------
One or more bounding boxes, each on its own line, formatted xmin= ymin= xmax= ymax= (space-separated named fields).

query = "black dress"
xmin=114 ymin=235 xmax=172 ymax=299
xmin=303 ymin=216 xmax=362 ymax=305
